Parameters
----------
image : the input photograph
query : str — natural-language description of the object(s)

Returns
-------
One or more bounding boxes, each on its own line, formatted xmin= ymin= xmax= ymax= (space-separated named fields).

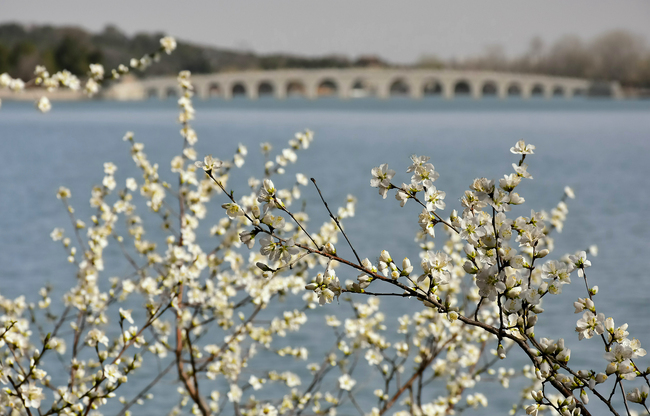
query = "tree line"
xmin=0 ymin=23 xmax=389 ymax=81
xmin=418 ymin=31 xmax=650 ymax=89
xmin=1 ymin=23 xmax=648 ymax=89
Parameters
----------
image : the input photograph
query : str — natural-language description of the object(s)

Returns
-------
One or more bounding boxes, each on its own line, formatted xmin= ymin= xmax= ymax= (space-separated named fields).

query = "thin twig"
xmin=311 ymin=178 xmax=362 ymax=264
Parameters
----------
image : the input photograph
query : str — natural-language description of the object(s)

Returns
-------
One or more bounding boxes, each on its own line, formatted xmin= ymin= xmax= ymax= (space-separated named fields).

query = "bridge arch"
xmin=531 ymin=84 xmax=545 ymax=97
xmin=422 ymin=79 xmax=443 ymax=96
xmin=552 ymin=86 xmax=565 ymax=97
xmin=317 ymin=79 xmax=338 ymax=97
xmin=350 ymin=79 xmax=373 ymax=97
xmin=573 ymin=87 xmax=585 ymax=97
xmin=146 ymin=88 xmax=159 ymax=99
xmin=481 ymin=81 xmax=498 ymax=97
xmin=389 ymin=78 xmax=410 ymax=96
xmin=258 ymin=81 xmax=275 ymax=97
xmin=286 ymin=80 xmax=307 ymax=97
xmin=208 ymin=83 xmax=221 ymax=98
xmin=231 ymin=82 xmax=247 ymax=97
xmin=165 ymin=86 xmax=178 ymax=99
xmin=453 ymin=80 xmax=472 ymax=96
xmin=507 ymin=83 xmax=522 ymax=97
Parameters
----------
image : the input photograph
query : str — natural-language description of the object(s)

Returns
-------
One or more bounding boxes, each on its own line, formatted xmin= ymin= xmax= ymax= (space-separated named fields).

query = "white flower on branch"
xmin=160 ymin=36 xmax=177 ymax=54
xmin=568 ymin=251 xmax=591 ymax=277
xmin=626 ymin=385 xmax=649 ymax=404
xmin=338 ymin=374 xmax=356 ymax=391
xmin=513 ymin=162 xmax=533 ymax=179
xmin=258 ymin=179 xmax=283 ymax=209
xmin=259 ymin=236 xmax=298 ymax=263
xmin=86 ymin=328 xmax=109 ymax=347
xmin=423 ymin=183 xmax=446 ymax=211
xmin=36 ymin=96 xmax=51 ymax=113
xmin=222 ymin=203 xmax=244 ymax=220
xmin=305 ymin=269 xmax=341 ymax=305
xmin=89 ymin=63 xmax=104 ymax=80
xmin=575 ymin=311 xmax=605 ymax=340
xmin=510 ymin=139 xmax=535 ymax=154
xmin=420 ymin=251 xmax=452 ymax=285
xmin=370 ymin=163 xmax=395 ymax=199
xmin=20 ymin=383 xmax=44 ymax=408
xmin=104 ymin=364 xmax=122 ymax=384
xmin=195 ymin=155 xmax=222 ymax=172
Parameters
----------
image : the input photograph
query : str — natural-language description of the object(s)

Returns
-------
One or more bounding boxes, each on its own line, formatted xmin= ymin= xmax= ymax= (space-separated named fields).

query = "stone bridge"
xmin=105 ymin=69 xmax=622 ymax=101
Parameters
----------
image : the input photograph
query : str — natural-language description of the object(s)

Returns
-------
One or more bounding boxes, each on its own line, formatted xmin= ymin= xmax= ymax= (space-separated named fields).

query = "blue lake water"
xmin=1 ymin=97 xmax=649 ymax=415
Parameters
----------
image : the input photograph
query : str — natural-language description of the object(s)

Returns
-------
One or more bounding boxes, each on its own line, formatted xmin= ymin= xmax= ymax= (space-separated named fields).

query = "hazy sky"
xmin=3 ymin=0 xmax=650 ymax=63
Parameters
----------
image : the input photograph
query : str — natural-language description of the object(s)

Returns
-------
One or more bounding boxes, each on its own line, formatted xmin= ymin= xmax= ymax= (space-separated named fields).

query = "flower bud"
xmin=535 ymin=249 xmax=549 ymax=258
xmin=531 ymin=390 xmax=544 ymax=402
xmin=380 ymin=250 xmax=392 ymax=263
xmin=361 ymin=258 xmax=373 ymax=271
xmin=497 ymin=344 xmax=506 ymax=359
xmin=401 ymin=258 xmax=413 ymax=275
xmin=324 ymin=242 xmax=336 ymax=255
xmin=463 ymin=261 xmax=477 ymax=274
xmin=315 ymin=273 xmax=324 ymax=285
xmin=464 ymin=244 xmax=476 ymax=257
xmin=526 ymin=404 xmax=540 ymax=415
xmin=557 ymin=348 xmax=571 ymax=363
xmin=305 ymin=283 xmax=318 ymax=291
xmin=605 ymin=317 xmax=615 ymax=332
xmin=595 ymin=373 xmax=608 ymax=384
xmin=530 ymin=304 xmax=544 ymax=314
xmin=506 ymin=286 xmax=522 ymax=298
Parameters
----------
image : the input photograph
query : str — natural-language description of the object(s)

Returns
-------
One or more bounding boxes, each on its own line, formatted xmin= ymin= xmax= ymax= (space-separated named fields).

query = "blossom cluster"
xmin=1 ymin=59 xmax=647 ymax=416
xmin=0 ymin=36 xmax=177 ymax=112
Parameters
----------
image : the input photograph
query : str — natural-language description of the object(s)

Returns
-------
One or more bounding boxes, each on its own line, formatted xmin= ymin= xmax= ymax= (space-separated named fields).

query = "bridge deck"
xmin=104 ymin=69 xmax=622 ymax=101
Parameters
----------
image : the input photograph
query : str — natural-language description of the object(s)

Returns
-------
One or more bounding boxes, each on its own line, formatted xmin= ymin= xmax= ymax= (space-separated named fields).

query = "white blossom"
xmin=338 ymin=374 xmax=356 ymax=391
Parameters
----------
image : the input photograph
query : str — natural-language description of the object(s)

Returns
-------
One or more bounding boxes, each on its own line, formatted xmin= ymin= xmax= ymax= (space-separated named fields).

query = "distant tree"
xmin=97 ymin=24 xmax=129 ymax=47
xmin=8 ymin=41 xmax=38 ymax=79
xmin=9 ymin=41 xmax=36 ymax=66
xmin=54 ymin=36 xmax=89 ymax=75
xmin=415 ymin=54 xmax=446 ymax=69
xmin=0 ymin=43 xmax=9 ymax=73
xmin=539 ymin=35 xmax=593 ymax=79
xmin=354 ymin=55 xmax=388 ymax=68
xmin=631 ymin=54 xmax=650 ymax=88
xmin=172 ymin=44 xmax=213 ymax=74
xmin=588 ymin=30 xmax=647 ymax=82
xmin=0 ymin=23 xmax=27 ymax=48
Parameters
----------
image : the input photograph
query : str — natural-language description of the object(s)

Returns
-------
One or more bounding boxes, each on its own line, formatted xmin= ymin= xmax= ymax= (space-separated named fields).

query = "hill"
xmin=0 ymin=23 xmax=389 ymax=80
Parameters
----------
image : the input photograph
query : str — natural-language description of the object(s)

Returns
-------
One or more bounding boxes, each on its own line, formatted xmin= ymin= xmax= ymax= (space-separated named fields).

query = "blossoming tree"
xmin=0 ymin=37 xmax=648 ymax=416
